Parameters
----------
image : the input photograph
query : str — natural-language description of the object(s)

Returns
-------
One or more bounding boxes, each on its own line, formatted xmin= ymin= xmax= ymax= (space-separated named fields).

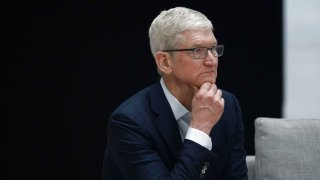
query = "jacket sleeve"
xmin=106 ymin=113 xmax=215 ymax=180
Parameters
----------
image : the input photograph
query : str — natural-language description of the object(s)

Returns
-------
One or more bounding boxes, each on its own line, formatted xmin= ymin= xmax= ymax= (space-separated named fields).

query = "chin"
xmin=195 ymin=79 xmax=216 ymax=88
xmin=199 ymin=72 xmax=216 ymax=84
xmin=204 ymin=77 xmax=216 ymax=84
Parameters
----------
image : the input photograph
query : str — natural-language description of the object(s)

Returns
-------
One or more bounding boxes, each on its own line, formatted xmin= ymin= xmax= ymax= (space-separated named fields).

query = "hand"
xmin=190 ymin=82 xmax=225 ymax=135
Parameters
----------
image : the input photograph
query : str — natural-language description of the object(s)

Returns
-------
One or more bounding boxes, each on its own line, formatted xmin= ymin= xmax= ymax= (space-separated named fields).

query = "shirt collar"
xmin=160 ymin=78 xmax=189 ymax=120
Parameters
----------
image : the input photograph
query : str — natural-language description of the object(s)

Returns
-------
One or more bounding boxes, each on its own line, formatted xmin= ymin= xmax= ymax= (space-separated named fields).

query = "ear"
xmin=155 ymin=51 xmax=172 ymax=74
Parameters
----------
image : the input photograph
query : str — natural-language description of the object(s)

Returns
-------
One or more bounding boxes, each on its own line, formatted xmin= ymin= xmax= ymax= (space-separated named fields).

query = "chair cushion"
xmin=255 ymin=117 xmax=320 ymax=180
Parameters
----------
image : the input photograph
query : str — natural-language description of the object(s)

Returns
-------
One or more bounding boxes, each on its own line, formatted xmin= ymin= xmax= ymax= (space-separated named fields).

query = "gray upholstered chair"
xmin=246 ymin=117 xmax=320 ymax=180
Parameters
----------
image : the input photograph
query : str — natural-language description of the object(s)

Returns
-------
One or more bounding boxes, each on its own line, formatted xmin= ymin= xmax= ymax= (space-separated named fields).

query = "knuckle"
xmin=196 ymin=92 xmax=204 ymax=99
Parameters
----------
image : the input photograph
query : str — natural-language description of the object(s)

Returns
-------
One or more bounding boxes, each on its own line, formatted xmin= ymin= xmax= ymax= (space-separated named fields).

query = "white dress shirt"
xmin=160 ymin=78 xmax=212 ymax=150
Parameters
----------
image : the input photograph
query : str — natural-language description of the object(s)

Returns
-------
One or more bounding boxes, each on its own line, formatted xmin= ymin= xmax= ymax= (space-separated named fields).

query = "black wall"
xmin=6 ymin=1 xmax=282 ymax=179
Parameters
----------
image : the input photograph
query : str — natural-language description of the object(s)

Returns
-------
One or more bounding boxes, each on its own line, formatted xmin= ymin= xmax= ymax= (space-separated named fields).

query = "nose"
xmin=203 ymin=50 xmax=218 ymax=66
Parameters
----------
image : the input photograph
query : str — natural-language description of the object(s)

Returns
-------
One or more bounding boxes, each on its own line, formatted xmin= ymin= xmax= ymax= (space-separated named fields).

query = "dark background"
xmin=6 ymin=1 xmax=282 ymax=179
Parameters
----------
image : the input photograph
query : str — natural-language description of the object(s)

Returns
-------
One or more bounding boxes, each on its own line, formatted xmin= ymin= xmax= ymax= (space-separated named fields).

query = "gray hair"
xmin=148 ymin=7 xmax=213 ymax=58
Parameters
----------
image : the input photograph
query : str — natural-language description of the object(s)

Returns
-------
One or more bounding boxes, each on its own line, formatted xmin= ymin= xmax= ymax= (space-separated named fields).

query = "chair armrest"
xmin=246 ymin=155 xmax=255 ymax=180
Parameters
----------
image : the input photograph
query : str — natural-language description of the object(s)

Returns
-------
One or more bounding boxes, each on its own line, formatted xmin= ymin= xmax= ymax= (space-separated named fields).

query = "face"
xmin=168 ymin=29 xmax=219 ymax=89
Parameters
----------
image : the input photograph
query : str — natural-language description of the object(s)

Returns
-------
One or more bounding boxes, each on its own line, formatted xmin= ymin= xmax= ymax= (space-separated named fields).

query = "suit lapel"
xmin=150 ymin=82 xmax=182 ymax=158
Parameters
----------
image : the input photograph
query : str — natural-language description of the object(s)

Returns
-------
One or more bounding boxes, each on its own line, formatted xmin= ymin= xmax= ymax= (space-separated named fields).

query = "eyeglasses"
xmin=162 ymin=45 xmax=224 ymax=59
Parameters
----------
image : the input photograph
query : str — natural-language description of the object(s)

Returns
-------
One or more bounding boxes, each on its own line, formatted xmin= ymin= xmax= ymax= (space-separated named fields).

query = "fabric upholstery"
xmin=254 ymin=117 xmax=320 ymax=180
xmin=246 ymin=156 xmax=255 ymax=180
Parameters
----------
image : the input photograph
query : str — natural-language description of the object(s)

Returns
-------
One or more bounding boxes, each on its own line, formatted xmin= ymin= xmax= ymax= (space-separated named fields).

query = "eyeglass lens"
xmin=193 ymin=46 xmax=224 ymax=59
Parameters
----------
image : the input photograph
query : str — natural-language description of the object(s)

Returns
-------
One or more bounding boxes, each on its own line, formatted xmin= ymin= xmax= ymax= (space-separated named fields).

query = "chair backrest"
xmin=254 ymin=117 xmax=320 ymax=180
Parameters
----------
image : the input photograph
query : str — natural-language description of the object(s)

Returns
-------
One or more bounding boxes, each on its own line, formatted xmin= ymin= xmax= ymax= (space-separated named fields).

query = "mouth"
xmin=200 ymin=71 xmax=215 ymax=75
xmin=200 ymin=71 xmax=217 ymax=82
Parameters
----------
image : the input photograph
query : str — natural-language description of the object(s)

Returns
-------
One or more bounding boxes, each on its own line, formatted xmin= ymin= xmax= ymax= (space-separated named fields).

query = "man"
xmin=103 ymin=7 xmax=248 ymax=180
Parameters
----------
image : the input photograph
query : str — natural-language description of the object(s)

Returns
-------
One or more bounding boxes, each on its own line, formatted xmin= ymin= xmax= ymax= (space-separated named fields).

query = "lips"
xmin=200 ymin=71 xmax=215 ymax=75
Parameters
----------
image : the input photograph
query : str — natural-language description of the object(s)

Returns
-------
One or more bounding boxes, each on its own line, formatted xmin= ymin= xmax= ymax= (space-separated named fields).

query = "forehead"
xmin=179 ymin=30 xmax=217 ymax=47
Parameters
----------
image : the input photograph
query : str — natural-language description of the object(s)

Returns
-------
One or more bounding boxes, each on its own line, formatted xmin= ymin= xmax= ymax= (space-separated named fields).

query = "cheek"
xmin=173 ymin=55 xmax=202 ymax=80
xmin=173 ymin=62 xmax=196 ymax=79
xmin=183 ymin=65 xmax=202 ymax=83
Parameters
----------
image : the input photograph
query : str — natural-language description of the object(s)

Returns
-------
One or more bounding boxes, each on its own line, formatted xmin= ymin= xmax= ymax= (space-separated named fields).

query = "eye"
xmin=194 ymin=48 xmax=206 ymax=54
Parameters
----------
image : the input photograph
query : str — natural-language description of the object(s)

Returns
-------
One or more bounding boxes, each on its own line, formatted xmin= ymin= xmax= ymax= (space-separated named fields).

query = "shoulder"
xmin=220 ymin=89 xmax=242 ymax=121
xmin=110 ymin=82 xmax=164 ymax=119
xmin=221 ymin=89 xmax=240 ymax=108
xmin=221 ymin=89 xmax=237 ymax=101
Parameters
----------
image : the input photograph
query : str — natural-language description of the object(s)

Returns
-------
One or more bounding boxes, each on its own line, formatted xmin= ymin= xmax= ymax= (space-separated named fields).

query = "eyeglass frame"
xmin=162 ymin=45 xmax=224 ymax=59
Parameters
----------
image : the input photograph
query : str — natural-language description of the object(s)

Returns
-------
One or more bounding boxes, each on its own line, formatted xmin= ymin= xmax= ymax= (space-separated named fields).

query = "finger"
xmin=216 ymin=89 xmax=222 ymax=98
xmin=197 ymin=82 xmax=212 ymax=95
xmin=208 ymin=83 xmax=217 ymax=95
xmin=220 ymin=97 xmax=225 ymax=106
xmin=214 ymin=89 xmax=223 ymax=102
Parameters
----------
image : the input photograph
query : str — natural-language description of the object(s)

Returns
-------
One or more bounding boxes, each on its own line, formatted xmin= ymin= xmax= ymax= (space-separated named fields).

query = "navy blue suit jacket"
xmin=103 ymin=82 xmax=248 ymax=180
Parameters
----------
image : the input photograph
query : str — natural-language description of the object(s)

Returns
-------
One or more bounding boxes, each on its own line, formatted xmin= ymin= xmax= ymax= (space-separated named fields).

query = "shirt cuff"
xmin=185 ymin=127 xmax=212 ymax=150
